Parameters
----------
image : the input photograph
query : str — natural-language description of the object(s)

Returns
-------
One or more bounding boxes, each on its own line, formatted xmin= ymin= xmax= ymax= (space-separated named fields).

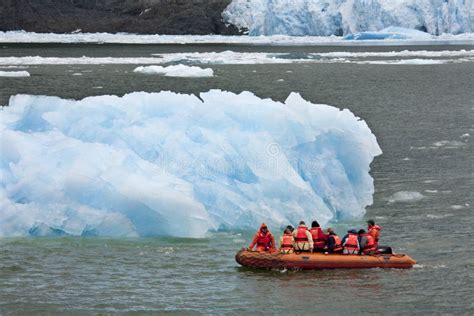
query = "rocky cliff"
xmin=0 ymin=0 xmax=240 ymax=35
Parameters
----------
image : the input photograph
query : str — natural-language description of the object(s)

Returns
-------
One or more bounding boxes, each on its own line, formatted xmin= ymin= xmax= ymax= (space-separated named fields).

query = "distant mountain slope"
xmin=223 ymin=0 xmax=473 ymax=36
xmin=0 ymin=0 xmax=240 ymax=35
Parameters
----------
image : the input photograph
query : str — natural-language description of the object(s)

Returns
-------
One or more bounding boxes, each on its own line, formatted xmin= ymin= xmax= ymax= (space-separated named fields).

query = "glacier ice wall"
xmin=223 ymin=0 xmax=473 ymax=36
xmin=0 ymin=91 xmax=381 ymax=237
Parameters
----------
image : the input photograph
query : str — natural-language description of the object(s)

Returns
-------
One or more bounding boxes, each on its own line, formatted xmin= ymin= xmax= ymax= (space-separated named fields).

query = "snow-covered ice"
xmin=0 ymin=70 xmax=30 ymax=77
xmin=133 ymin=65 xmax=214 ymax=77
xmin=0 ymin=90 xmax=381 ymax=237
xmin=224 ymin=0 xmax=473 ymax=36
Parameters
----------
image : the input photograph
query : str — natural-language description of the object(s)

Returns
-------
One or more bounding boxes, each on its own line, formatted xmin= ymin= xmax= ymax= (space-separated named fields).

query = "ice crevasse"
xmin=0 ymin=90 xmax=381 ymax=237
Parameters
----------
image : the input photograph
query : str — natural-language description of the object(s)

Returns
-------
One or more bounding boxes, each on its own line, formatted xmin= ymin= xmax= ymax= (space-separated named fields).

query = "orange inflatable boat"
xmin=235 ymin=249 xmax=416 ymax=269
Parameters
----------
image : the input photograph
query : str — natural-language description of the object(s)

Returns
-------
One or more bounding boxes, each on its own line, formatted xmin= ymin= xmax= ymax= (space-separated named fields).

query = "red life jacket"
xmin=256 ymin=232 xmax=272 ymax=247
xmin=294 ymin=226 xmax=309 ymax=242
xmin=361 ymin=233 xmax=376 ymax=253
xmin=344 ymin=233 xmax=359 ymax=252
xmin=309 ymin=227 xmax=327 ymax=249
xmin=330 ymin=235 xmax=343 ymax=252
xmin=280 ymin=233 xmax=294 ymax=250
xmin=368 ymin=225 xmax=382 ymax=243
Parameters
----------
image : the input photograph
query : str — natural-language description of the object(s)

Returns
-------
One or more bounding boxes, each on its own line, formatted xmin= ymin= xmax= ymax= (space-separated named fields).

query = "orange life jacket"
xmin=256 ymin=232 xmax=272 ymax=247
xmin=344 ymin=233 xmax=359 ymax=252
xmin=280 ymin=233 xmax=294 ymax=250
xmin=329 ymin=235 xmax=343 ymax=252
xmin=368 ymin=225 xmax=381 ymax=243
xmin=294 ymin=226 xmax=309 ymax=242
xmin=361 ymin=233 xmax=376 ymax=253
xmin=309 ymin=227 xmax=327 ymax=249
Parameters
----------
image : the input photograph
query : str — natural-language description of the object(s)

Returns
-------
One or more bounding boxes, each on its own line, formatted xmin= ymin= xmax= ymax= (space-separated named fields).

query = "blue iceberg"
xmin=0 ymin=90 xmax=381 ymax=237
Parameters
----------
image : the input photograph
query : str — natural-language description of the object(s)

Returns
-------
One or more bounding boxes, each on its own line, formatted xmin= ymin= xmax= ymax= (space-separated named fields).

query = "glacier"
xmin=0 ymin=91 xmax=381 ymax=238
xmin=223 ymin=0 xmax=474 ymax=36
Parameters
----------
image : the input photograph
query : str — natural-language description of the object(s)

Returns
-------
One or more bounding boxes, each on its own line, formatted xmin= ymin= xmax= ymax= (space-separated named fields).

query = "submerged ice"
xmin=0 ymin=91 xmax=381 ymax=237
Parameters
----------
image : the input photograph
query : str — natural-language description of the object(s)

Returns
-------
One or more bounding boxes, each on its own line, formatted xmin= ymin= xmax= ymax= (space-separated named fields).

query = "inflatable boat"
xmin=235 ymin=249 xmax=416 ymax=269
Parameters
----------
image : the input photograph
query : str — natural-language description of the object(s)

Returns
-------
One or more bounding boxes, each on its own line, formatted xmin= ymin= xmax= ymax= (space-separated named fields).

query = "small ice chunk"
xmin=388 ymin=191 xmax=424 ymax=203
xmin=433 ymin=140 xmax=465 ymax=148
xmin=0 ymin=70 xmax=30 ymax=77
xmin=133 ymin=64 xmax=214 ymax=77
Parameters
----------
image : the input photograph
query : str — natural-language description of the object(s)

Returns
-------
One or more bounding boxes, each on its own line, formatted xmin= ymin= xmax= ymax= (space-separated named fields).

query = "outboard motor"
xmin=377 ymin=246 xmax=393 ymax=254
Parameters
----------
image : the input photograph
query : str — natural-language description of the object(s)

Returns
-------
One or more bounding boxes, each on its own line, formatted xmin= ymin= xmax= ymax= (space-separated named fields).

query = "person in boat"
xmin=293 ymin=221 xmax=313 ymax=252
xmin=342 ymin=229 xmax=360 ymax=254
xmin=325 ymin=228 xmax=343 ymax=254
xmin=367 ymin=220 xmax=382 ymax=248
xmin=248 ymin=223 xmax=276 ymax=252
xmin=279 ymin=227 xmax=295 ymax=253
xmin=358 ymin=229 xmax=377 ymax=255
xmin=286 ymin=224 xmax=295 ymax=233
xmin=309 ymin=220 xmax=328 ymax=253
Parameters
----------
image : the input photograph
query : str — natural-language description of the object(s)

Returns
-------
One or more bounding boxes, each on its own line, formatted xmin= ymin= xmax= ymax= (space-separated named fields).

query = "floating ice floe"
xmin=0 ymin=70 xmax=30 ymax=77
xmin=1 ymin=50 xmax=473 ymax=66
xmin=357 ymin=59 xmax=449 ymax=65
xmin=133 ymin=65 xmax=214 ymax=77
xmin=2 ymin=30 xmax=473 ymax=45
xmin=388 ymin=191 xmax=425 ymax=203
xmin=344 ymin=28 xmax=433 ymax=40
xmin=0 ymin=90 xmax=381 ymax=237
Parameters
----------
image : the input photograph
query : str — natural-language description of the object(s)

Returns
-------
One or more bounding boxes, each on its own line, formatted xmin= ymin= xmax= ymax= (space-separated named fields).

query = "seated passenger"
xmin=358 ymin=229 xmax=377 ymax=255
xmin=279 ymin=228 xmax=295 ymax=253
xmin=293 ymin=221 xmax=313 ymax=252
xmin=342 ymin=229 xmax=360 ymax=254
xmin=325 ymin=228 xmax=343 ymax=254
xmin=248 ymin=223 xmax=276 ymax=252
xmin=367 ymin=219 xmax=382 ymax=248
xmin=286 ymin=224 xmax=295 ymax=233
xmin=309 ymin=220 xmax=328 ymax=253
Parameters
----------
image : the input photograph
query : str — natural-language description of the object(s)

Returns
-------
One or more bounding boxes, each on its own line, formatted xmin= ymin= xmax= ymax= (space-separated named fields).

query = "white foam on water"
xmin=432 ymin=140 xmax=466 ymax=148
xmin=426 ymin=214 xmax=453 ymax=219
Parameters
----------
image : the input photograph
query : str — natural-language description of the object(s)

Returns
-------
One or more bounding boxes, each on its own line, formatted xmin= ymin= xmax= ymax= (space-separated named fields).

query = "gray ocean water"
xmin=0 ymin=43 xmax=473 ymax=315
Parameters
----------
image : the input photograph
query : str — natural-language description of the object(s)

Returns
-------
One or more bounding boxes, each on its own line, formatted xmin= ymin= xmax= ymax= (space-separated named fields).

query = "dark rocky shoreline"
xmin=0 ymin=0 xmax=241 ymax=35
